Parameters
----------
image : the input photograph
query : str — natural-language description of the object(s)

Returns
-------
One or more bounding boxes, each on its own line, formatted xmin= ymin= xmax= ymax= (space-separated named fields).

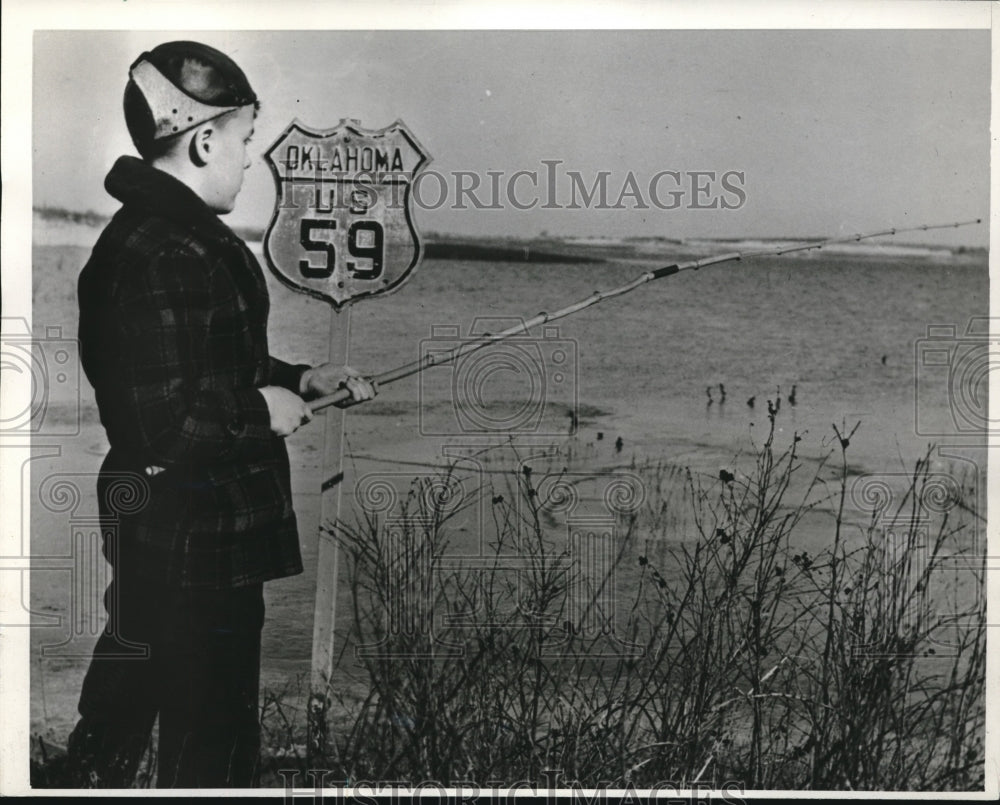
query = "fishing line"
xmin=308 ymin=218 xmax=983 ymax=413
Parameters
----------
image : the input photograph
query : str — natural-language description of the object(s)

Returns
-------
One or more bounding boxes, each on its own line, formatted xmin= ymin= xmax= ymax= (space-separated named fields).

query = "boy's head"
xmin=124 ymin=41 xmax=259 ymax=213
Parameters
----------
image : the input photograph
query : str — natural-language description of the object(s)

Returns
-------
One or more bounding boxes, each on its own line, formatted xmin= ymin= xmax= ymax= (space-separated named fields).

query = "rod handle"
xmin=308 ymin=374 xmax=384 ymax=414
xmin=308 ymin=388 xmax=353 ymax=414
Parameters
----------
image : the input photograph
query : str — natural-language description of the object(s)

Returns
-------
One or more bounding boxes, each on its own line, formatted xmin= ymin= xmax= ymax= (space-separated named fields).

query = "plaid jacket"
xmin=78 ymin=156 xmax=307 ymax=589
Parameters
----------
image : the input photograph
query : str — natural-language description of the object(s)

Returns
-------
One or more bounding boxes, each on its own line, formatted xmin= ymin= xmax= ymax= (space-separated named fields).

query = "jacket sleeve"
xmin=269 ymin=357 xmax=311 ymax=394
xmin=110 ymin=246 xmax=276 ymax=467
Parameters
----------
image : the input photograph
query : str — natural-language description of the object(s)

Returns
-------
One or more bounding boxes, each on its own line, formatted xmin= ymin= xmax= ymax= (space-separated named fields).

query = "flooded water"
xmin=268 ymin=245 xmax=989 ymax=473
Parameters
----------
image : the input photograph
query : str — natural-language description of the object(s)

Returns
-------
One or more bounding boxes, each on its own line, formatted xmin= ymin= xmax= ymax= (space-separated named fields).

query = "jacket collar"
xmin=105 ymin=155 xmax=238 ymax=245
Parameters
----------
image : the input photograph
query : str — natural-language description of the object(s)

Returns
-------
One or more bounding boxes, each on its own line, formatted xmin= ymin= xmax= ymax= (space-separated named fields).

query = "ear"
xmin=188 ymin=124 xmax=215 ymax=167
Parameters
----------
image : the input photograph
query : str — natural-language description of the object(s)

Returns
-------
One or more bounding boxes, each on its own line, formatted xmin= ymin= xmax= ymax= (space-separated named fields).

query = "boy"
xmin=65 ymin=41 xmax=376 ymax=787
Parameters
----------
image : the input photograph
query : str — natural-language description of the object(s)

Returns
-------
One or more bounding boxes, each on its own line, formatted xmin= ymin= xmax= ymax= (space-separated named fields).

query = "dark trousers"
xmin=65 ymin=573 xmax=265 ymax=788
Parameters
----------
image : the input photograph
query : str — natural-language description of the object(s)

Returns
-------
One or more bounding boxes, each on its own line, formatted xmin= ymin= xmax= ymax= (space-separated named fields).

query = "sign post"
xmin=263 ymin=118 xmax=430 ymax=764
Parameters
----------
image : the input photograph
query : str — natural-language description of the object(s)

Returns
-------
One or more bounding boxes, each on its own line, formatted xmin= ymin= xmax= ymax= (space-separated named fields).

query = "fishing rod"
xmin=307 ymin=218 xmax=983 ymax=413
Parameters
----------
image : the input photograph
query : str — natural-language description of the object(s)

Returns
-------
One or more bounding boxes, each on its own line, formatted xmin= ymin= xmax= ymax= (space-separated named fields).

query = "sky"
xmin=31 ymin=28 xmax=990 ymax=246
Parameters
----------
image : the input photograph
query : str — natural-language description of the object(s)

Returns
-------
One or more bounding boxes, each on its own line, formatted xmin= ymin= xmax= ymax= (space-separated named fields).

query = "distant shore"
xmin=31 ymin=206 xmax=986 ymax=264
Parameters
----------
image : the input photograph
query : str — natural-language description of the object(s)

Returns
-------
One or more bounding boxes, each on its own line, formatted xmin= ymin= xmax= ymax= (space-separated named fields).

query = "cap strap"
xmin=130 ymin=58 xmax=239 ymax=140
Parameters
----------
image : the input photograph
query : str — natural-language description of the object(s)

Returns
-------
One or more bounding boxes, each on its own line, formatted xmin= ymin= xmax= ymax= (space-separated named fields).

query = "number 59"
xmin=299 ymin=218 xmax=384 ymax=281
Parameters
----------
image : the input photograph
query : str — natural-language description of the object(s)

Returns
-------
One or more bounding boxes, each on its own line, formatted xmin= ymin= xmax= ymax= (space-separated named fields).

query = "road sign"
xmin=263 ymin=118 xmax=430 ymax=309
xmin=262 ymin=118 xmax=430 ymax=764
